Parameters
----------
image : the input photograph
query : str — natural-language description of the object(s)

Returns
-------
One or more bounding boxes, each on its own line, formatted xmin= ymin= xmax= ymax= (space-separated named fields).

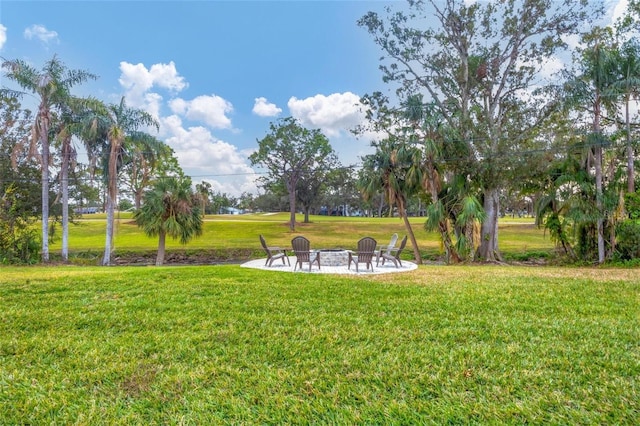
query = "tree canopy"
xmin=249 ymin=117 xmax=336 ymax=231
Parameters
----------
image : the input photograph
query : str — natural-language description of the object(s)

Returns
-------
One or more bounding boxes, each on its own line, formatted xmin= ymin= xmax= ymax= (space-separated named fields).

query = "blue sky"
xmin=0 ymin=0 xmax=629 ymax=196
xmin=0 ymin=0 xmax=398 ymax=196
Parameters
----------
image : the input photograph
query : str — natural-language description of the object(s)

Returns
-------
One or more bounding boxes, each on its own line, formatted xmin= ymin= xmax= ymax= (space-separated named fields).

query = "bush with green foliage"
xmin=624 ymin=192 xmax=640 ymax=219
xmin=615 ymin=220 xmax=640 ymax=260
xmin=118 ymin=199 xmax=134 ymax=212
xmin=0 ymin=184 xmax=40 ymax=264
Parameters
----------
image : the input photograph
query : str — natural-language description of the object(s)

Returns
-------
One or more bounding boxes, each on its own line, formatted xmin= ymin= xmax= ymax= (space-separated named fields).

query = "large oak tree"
xmin=359 ymin=0 xmax=594 ymax=261
xmin=250 ymin=117 xmax=335 ymax=231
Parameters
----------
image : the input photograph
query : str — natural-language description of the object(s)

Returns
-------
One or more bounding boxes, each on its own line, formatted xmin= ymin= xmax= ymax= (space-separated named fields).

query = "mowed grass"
xmin=53 ymin=213 xmax=552 ymax=260
xmin=1 ymin=265 xmax=638 ymax=424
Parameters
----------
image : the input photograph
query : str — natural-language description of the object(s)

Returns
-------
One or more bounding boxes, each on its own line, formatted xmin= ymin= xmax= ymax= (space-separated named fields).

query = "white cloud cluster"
xmin=161 ymin=115 xmax=257 ymax=194
xmin=118 ymin=61 xmax=187 ymax=113
xmin=252 ymin=97 xmax=282 ymax=117
xmin=288 ymin=92 xmax=366 ymax=137
xmin=23 ymin=24 xmax=58 ymax=45
xmin=169 ymin=95 xmax=233 ymax=130
xmin=610 ymin=0 xmax=629 ymax=25
xmin=0 ymin=24 xmax=6 ymax=50
xmin=117 ymin=61 xmax=256 ymax=195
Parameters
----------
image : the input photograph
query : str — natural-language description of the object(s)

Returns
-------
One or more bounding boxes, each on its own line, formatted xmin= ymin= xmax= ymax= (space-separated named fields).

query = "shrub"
xmin=0 ymin=185 xmax=41 ymax=264
xmin=624 ymin=192 xmax=640 ymax=219
xmin=615 ymin=220 xmax=640 ymax=260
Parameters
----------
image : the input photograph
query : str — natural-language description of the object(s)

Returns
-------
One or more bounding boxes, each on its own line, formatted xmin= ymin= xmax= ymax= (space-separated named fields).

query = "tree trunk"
xmin=303 ymin=206 xmax=310 ymax=223
xmin=40 ymin=124 xmax=50 ymax=263
xmin=438 ymin=219 xmax=461 ymax=263
xmin=398 ymin=199 xmax=422 ymax=265
xmin=426 ymin=164 xmax=461 ymax=263
xmin=289 ymin=189 xmax=296 ymax=231
xmin=61 ymin=140 xmax=69 ymax=261
xmin=626 ymin=98 xmax=635 ymax=194
xmin=156 ymin=230 xmax=166 ymax=266
xmin=135 ymin=190 xmax=143 ymax=210
xmin=477 ymin=188 xmax=502 ymax=262
xmin=594 ymin=90 xmax=605 ymax=264
xmin=103 ymin=139 xmax=120 ymax=266
xmin=595 ymin=145 xmax=605 ymax=263
xmin=102 ymin=192 xmax=115 ymax=265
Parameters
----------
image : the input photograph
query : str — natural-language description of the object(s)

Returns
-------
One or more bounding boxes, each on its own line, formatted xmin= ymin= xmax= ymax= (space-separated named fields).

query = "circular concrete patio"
xmin=241 ymin=256 xmax=417 ymax=275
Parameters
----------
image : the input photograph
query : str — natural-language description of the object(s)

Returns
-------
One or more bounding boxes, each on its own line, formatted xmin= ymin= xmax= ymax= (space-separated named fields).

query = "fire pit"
xmin=317 ymin=249 xmax=349 ymax=267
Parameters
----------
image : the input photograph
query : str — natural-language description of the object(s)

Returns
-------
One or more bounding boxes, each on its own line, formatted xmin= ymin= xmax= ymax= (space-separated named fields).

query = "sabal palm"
xmin=133 ymin=176 xmax=203 ymax=266
xmin=1 ymin=55 xmax=96 ymax=261
xmin=403 ymin=94 xmax=464 ymax=263
xmin=534 ymin=157 xmax=583 ymax=259
xmin=359 ymin=137 xmax=423 ymax=264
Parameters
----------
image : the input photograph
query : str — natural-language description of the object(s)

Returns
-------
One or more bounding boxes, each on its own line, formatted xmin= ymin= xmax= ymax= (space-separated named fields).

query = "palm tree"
xmin=565 ymin=28 xmax=619 ymax=263
xmin=195 ymin=181 xmax=212 ymax=216
xmin=534 ymin=157 xmax=582 ymax=259
xmin=586 ymin=35 xmax=617 ymax=263
xmin=133 ymin=176 xmax=203 ymax=266
xmin=90 ymin=97 xmax=158 ymax=265
xmin=1 ymin=55 xmax=96 ymax=262
xmin=53 ymin=96 xmax=104 ymax=261
xmin=358 ymin=137 xmax=423 ymax=264
xmin=610 ymin=38 xmax=640 ymax=194
xmin=403 ymin=94 xmax=463 ymax=263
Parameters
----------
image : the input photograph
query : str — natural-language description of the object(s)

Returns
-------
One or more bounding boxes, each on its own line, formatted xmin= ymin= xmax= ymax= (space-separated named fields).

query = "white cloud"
xmin=161 ymin=115 xmax=257 ymax=195
xmin=609 ymin=0 xmax=628 ymax=25
xmin=115 ymin=61 xmax=250 ymax=194
xmin=287 ymin=92 xmax=366 ymax=137
xmin=252 ymin=97 xmax=282 ymax=117
xmin=521 ymin=55 xmax=565 ymax=82
xmin=23 ymin=24 xmax=59 ymax=45
xmin=169 ymin=95 xmax=233 ymax=129
xmin=118 ymin=61 xmax=187 ymax=110
xmin=0 ymin=24 xmax=6 ymax=50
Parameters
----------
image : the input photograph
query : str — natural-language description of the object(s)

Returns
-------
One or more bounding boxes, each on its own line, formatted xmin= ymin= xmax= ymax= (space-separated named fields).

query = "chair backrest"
xmin=395 ymin=235 xmax=408 ymax=257
xmin=291 ymin=236 xmax=311 ymax=261
xmin=357 ymin=237 xmax=377 ymax=262
xmin=384 ymin=233 xmax=399 ymax=255
xmin=259 ymin=235 xmax=268 ymax=251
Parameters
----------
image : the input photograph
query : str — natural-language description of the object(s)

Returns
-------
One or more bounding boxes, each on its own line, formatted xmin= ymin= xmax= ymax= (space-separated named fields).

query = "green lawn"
xmin=53 ymin=212 xmax=552 ymax=262
xmin=0 ymin=265 xmax=638 ymax=424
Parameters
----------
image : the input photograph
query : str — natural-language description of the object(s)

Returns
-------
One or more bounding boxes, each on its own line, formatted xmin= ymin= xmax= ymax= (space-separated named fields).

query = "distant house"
xmin=74 ymin=206 xmax=99 ymax=214
xmin=221 ymin=207 xmax=243 ymax=215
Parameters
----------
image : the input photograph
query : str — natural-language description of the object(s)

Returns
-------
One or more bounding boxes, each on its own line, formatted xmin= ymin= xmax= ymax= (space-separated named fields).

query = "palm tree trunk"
xmin=156 ymin=230 xmax=166 ymax=266
xmin=103 ymin=139 xmax=120 ymax=266
xmin=61 ymin=140 xmax=70 ymax=261
xmin=398 ymin=199 xmax=422 ymax=265
xmin=103 ymin=193 xmax=115 ymax=265
xmin=438 ymin=220 xmax=461 ymax=263
xmin=426 ymin=165 xmax=461 ymax=263
xmin=594 ymin=92 xmax=605 ymax=264
xmin=626 ymin=99 xmax=635 ymax=194
xmin=40 ymin=123 xmax=50 ymax=263
xmin=595 ymin=145 xmax=605 ymax=263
